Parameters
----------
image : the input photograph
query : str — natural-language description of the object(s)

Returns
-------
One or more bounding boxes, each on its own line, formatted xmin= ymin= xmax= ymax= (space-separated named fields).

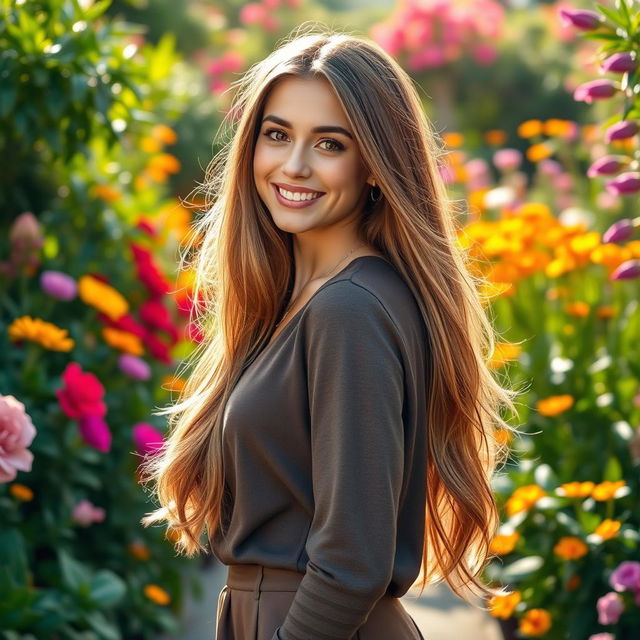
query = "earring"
xmin=369 ymin=181 xmax=382 ymax=203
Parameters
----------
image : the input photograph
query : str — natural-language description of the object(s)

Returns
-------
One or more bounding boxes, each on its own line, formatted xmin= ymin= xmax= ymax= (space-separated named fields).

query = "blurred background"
xmin=1 ymin=0 xmax=640 ymax=638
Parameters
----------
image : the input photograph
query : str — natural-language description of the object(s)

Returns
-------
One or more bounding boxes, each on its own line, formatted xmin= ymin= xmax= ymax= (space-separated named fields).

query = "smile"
xmin=272 ymin=184 xmax=325 ymax=209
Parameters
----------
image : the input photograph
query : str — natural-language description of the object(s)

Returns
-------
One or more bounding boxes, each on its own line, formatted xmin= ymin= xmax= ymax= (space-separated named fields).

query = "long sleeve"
xmin=273 ymin=281 xmax=406 ymax=640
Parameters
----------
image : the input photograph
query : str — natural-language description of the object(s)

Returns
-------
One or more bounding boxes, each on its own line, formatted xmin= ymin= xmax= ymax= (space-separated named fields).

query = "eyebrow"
xmin=261 ymin=114 xmax=353 ymax=140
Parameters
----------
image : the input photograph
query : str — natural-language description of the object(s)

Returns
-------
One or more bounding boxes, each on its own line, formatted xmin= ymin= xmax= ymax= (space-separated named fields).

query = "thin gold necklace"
xmin=275 ymin=243 xmax=366 ymax=328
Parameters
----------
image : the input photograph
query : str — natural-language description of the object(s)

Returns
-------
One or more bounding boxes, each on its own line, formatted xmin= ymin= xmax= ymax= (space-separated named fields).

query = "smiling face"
xmin=253 ymin=75 xmax=373 ymax=238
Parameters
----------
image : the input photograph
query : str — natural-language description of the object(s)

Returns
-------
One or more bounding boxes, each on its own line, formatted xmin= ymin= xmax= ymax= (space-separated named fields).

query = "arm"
xmin=273 ymin=282 xmax=405 ymax=640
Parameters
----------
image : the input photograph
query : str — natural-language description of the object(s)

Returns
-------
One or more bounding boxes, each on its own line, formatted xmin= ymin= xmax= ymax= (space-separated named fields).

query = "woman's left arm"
xmin=273 ymin=281 xmax=405 ymax=640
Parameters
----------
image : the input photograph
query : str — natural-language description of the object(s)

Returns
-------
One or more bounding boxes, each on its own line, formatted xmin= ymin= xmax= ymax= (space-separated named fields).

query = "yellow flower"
xmin=558 ymin=481 xmax=595 ymax=498
xmin=102 ymin=327 xmax=144 ymax=356
xmin=78 ymin=275 xmax=128 ymax=321
xmin=516 ymin=202 xmax=553 ymax=220
xmin=544 ymin=119 xmax=574 ymax=137
xmin=92 ymin=184 xmax=121 ymax=202
xmin=506 ymin=485 xmax=546 ymax=516
xmin=527 ymin=143 xmax=553 ymax=163
xmin=143 ymin=584 xmax=171 ymax=606
xmin=484 ymin=129 xmax=507 ymax=146
xmin=141 ymin=137 xmax=162 ymax=153
xmin=553 ymin=536 xmax=588 ymax=560
xmin=519 ymin=608 xmax=552 ymax=636
xmin=518 ymin=120 xmax=544 ymax=139
xmin=442 ymin=132 xmax=464 ymax=148
xmin=9 ymin=483 xmax=34 ymax=501
xmin=594 ymin=519 xmax=621 ymax=540
xmin=488 ymin=342 xmax=522 ymax=368
xmin=591 ymin=480 xmax=626 ymax=501
xmin=488 ymin=591 xmax=521 ymax=619
xmin=8 ymin=316 xmax=75 ymax=351
xmin=490 ymin=532 xmax=520 ymax=555
xmin=128 ymin=541 xmax=151 ymax=560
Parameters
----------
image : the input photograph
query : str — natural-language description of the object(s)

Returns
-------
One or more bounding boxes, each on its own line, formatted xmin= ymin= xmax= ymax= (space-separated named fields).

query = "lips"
xmin=272 ymin=183 xmax=326 ymax=209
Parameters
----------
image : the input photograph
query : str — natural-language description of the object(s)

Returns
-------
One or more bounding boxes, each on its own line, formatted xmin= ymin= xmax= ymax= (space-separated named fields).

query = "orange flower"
xmin=558 ymin=481 xmax=595 ymax=498
xmin=141 ymin=137 xmax=162 ymax=153
xmin=518 ymin=120 xmax=544 ymax=139
xmin=488 ymin=591 xmax=521 ymax=619
xmin=565 ymin=301 xmax=590 ymax=317
xmin=148 ymin=153 xmax=181 ymax=175
xmin=519 ymin=609 xmax=552 ymax=636
xmin=484 ymin=130 xmax=507 ymax=146
xmin=566 ymin=575 xmax=581 ymax=591
xmin=591 ymin=480 xmax=626 ymax=501
xmin=536 ymin=395 xmax=574 ymax=417
xmin=544 ymin=119 xmax=574 ymax=137
xmin=581 ymin=124 xmax=600 ymax=143
xmin=162 ymin=375 xmax=186 ymax=393
xmin=527 ymin=143 xmax=553 ymax=163
xmin=494 ymin=428 xmax=512 ymax=445
xmin=8 ymin=316 xmax=75 ymax=351
xmin=490 ymin=532 xmax=520 ymax=555
xmin=78 ymin=275 xmax=129 ymax=321
xmin=506 ymin=485 xmax=546 ymax=516
xmin=102 ymin=327 xmax=144 ymax=356
xmin=143 ymin=584 xmax=171 ymax=606
xmin=516 ymin=202 xmax=553 ymax=220
xmin=128 ymin=541 xmax=151 ymax=560
xmin=546 ymin=286 xmax=570 ymax=301
xmin=553 ymin=536 xmax=588 ymax=560
xmin=9 ymin=483 xmax=34 ymax=501
xmin=594 ymin=519 xmax=621 ymax=540
xmin=152 ymin=124 xmax=178 ymax=145
xmin=165 ymin=528 xmax=181 ymax=543
xmin=92 ymin=184 xmax=121 ymax=202
xmin=442 ymin=132 xmax=464 ymax=148
xmin=488 ymin=342 xmax=522 ymax=368
xmin=596 ymin=305 xmax=616 ymax=319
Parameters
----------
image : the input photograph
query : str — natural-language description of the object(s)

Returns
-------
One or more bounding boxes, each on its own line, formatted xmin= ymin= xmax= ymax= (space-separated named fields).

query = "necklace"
xmin=275 ymin=243 xmax=366 ymax=328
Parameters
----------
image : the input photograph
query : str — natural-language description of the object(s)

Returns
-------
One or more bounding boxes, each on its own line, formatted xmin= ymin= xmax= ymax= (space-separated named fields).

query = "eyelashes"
xmin=263 ymin=128 xmax=345 ymax=153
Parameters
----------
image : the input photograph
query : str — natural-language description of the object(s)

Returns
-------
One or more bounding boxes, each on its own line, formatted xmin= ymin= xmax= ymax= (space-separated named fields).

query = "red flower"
xmin=56 ymin=363 xmax=107 ymax=419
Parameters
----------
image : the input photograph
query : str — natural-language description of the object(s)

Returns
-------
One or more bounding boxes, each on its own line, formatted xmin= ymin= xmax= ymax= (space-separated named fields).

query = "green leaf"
xmin=603 ymin=455 xmax=622 ymax=482
xmin=83 ymin=609 xmax=122 ymax=640
xmin=0 ymin=84 xmax=18 ymax=118
xmin=83 ymin=0 xmax=112 ymax=22
xmin=88 ymin=570 xmax=127 ymax=608
xmin=501 ymin=556 xmax=545 ymax=582
xmin=596 ymin=3 xmax=629 ymax=28
xmin=0 ymin=529 xmax=29 ymax=587
xmin=57 ymin=549 xmax=90 ymax=592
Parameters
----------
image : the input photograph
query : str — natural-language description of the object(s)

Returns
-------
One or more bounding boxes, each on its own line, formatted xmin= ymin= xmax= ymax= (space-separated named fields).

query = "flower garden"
xmin=1 ymin=0 xmax=639 ymax=639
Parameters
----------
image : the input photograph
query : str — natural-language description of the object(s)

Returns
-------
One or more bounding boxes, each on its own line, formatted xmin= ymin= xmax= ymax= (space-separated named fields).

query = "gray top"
xmin=210 ymin=256 xmax=429 ymax=640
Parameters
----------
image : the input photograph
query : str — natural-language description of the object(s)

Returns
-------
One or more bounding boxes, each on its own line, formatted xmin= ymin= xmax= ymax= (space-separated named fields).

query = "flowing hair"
xmin=140 ymin=23 xmax=524 ymax=605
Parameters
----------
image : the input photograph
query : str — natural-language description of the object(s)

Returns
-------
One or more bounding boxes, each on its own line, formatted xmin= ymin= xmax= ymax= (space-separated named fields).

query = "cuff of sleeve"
xmin=271 ymin=626 xmax=283 ymax=640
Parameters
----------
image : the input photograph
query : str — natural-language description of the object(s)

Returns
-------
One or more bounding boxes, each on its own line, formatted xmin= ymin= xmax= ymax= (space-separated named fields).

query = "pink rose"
xmin=56 ymin=363 xmax=107 ymax=419
xmin=609 ymin=561 xmax=640 ymax=592
xmin=72 ymin=499 xmax=106 ymax=526
xmin=0 ymin=394 xmax=37 ymax=483
xmin=597 ymin=592 xmax=624 ymax=625
xmin=132 ymin=423 xmax=165 ymax=457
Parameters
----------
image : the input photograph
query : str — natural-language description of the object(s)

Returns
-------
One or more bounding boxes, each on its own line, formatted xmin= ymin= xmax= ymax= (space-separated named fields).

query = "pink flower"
xmin=601 ymin=52 xmax=636 ymax=73
xmin=239 ymin=2 xmax=266 ymax=25
xmin=588 ymin=634 xmax=614 ymax=640
xmin=606 ymin=172 xmax=640 ymax=196
xmin=40 ymin=270 xmax=78 ymax=301
xmin=597 ymin=592 xmax=624 ymax=625
xmin=132 ymin=423 xmax=165 ymax=457
xmin=0 ymin=394 xmax=37 ymax=483
xmin=602 ymin=218 xmax=637 ymax=244
xmin=604 ymin=120 xmax=639 ymax=143
xmin=493 ymin=149 xmax=522 ymax=172
xmin=78 ymin=415 xmax=112 ymax=452
xmin=72 ymin=499 xmax=106 ymax=526
xmin=609 ymin=561 xmax=640 ymax=592
xmin=9 ymin=212 xmax=43 ymax=251
xmin=587 ymin=155 xmax=628 ymax=178
xmin=118 ymin=354 xmax=151 ymax=381
xmin=539 ymin=159 xmax=563 ymax=176
xmin=573 ymin=79 xmax=617 ymax=103
xmin=558 ymin=8 xmax=602 ymax=30
xmin=56 ymin=363 xmax=107 ymax=419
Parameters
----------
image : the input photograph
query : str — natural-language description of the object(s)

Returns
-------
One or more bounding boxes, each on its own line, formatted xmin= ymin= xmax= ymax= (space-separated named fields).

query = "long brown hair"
xmin=141 ymin=23 xmax=523 ymax=604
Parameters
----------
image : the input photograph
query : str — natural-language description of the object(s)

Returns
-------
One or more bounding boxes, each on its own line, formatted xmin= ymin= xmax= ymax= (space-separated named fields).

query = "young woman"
xmin=141 ymin=26 xmax=520 ymax=640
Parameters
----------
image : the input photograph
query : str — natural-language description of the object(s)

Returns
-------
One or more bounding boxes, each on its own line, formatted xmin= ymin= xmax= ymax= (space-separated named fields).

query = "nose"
xmin=282 ymin=145 xmax=311 ymax=179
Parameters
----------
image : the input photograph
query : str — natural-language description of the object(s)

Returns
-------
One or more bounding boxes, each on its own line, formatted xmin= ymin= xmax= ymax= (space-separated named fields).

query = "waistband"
xmin=226 ymin=564 xmax=305 ymax=596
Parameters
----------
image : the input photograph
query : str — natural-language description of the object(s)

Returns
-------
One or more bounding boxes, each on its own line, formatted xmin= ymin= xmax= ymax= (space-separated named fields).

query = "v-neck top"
xmin=209 ymin=256 xmax=429 ymax=640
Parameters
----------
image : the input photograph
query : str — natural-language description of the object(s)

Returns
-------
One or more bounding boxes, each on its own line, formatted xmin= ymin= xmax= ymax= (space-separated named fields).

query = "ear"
xmin=366 ymin=175 xmax=376 ymax=187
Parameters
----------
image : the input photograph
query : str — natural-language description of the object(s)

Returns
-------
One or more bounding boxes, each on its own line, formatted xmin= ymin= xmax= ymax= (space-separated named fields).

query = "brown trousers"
xmin=215 ymin=564 xmax=425 ymax=640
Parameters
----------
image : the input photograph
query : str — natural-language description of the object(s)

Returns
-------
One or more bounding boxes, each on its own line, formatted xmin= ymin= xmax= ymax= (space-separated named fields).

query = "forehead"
xmin=262 ymin=76 xmax=349 ymax=127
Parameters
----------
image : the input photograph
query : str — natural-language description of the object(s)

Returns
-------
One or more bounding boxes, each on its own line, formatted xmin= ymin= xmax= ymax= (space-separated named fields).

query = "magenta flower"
xmin=558 ymin=8 xmax=602 ymax=30
xmin=587 ymin=155 xmax=628 ymax=178
xmin=606 ymin=172 xmax=640 ymax=196
xmin=609 ymin=561 xmax=640 ymax=592
xmin=597 ymin=592 xmax=624 ymax=625
xmin=132 ymin=423 xmax=165 ymax=457
xmin=40 ymin=270 xmax=78 ymax=301
xmin=0 ymin=394 xmax=37 ymax=483
xmin=601 ymin=52 xmax=636 ymax=73
xmin=72 ymin=499 xmax=106 ymax=526
xmin=493 ymin=149 xmax=522 ymax=172
xmin=118 ymin=354 xmax=151 ymax=381
xmin=78 ymin=415 xmax=112 ymax=453
xmin=602 ymin=218 xmax=636 ymax=244
xmin=604 ymin=120 xmax=639 ymax=143
xmin=610 ymin=259 xmax=640 ymax=281
xmin=573 ymin=79 xmax=617 ymax=103
xmin=56 ymin=362 xmax=107 ymax=419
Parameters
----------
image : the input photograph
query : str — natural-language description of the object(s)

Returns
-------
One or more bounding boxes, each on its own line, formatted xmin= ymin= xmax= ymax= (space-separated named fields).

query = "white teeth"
xmin=277 ymin=186 xmax=321 ymax=202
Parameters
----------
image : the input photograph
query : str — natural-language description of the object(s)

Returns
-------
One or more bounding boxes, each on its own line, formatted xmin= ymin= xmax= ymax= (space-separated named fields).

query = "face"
xmin=253 ymin=76 xmax=373 ymax=237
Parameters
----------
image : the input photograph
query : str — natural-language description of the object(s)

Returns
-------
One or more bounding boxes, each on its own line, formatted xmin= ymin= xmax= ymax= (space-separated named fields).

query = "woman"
xmin=141 ymin=25 xmax=520 ymax=640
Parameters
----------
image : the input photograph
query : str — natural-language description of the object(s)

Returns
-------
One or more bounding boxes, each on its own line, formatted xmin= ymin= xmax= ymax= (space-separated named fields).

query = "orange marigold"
xmin=152 ymin=124 xmax=178 ymax=145
xmin=558 ymin=481 xmax=595 ymax=498
xmin=484 ymin=129 xmax=508 ymax=146
xmin=536 ymin=394 xmax=574 ymax=416
xmin=488 ymin=591 xmax=521 ymax=619
xmin=78 ymin=275 xmax=128 ymax=321
xmin=527 ymin=143 xmax=553 ymax=163
xmin=565 ymin=301 xmax=590 ymax=318
xmin=9 ymin=483 xmax=34 ymax=501
xmin=8 ymin=316 xmax=75 ymax=351
xmin=506 ymin=484 xmax=546 ymax=516
xmin=553 ymin=536 xmax=588 ymax=561
xmin=519 ymin=608 xmax=552 ymax=636
xmin=92 ymin=184 xmax=121 ymax=202
xmin=128 ymin=541 xmax=151 ymax=560
xmin=518 ymin=120 xmax=544 ymax=138
xmin=102 ymin=327 xmax=144 ymax=356
xmin=143 ymin=584 xmax=171 ymax=606
xmin=490 ymin=532 xmax=520 ymax=555
xmin=442 ymin=132 xmax=464 ymax=148
xmin=594 ymin=519 xmax=621 ymax=540
xmin=591 ymin=480 xmax=626 ymax=501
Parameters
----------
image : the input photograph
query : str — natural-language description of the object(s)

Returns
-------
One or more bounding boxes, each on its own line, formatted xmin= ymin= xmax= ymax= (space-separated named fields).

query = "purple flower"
xmin=118 ymin=354 xmax=151 ymax=381
xmin=587 ymin=155 xmax=628 ymax=178
xmin=605 ymin=120 xmax=639 ymax=143
xmin=597 ymin=592 xmax=624 ymax=625
xmin=609 ymin=561 xmax=640 ymax=592
xmin=78 ymin=415 xmax=112 ymax=452
xmin=601 ymin=52 xmax=636 ymax=73
xmin=606 ymin=172 xmax=640 ymax=196
xmin=610 ymin=259 xmax=640 ymax=281
xmin=132 ymin=422 xmax=165 ymax=457
xmin=493 ymin=149 xmax=522 ymax=172
xmin=574 ymin=80 xmax=617 ymax=103
xmin=559 ymin=8 xmax=602 ymax=30
xmin=602 ymin=219 xmax=635 ymax=244
xmin=40 ymin=270 xmax=78 ymax=301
